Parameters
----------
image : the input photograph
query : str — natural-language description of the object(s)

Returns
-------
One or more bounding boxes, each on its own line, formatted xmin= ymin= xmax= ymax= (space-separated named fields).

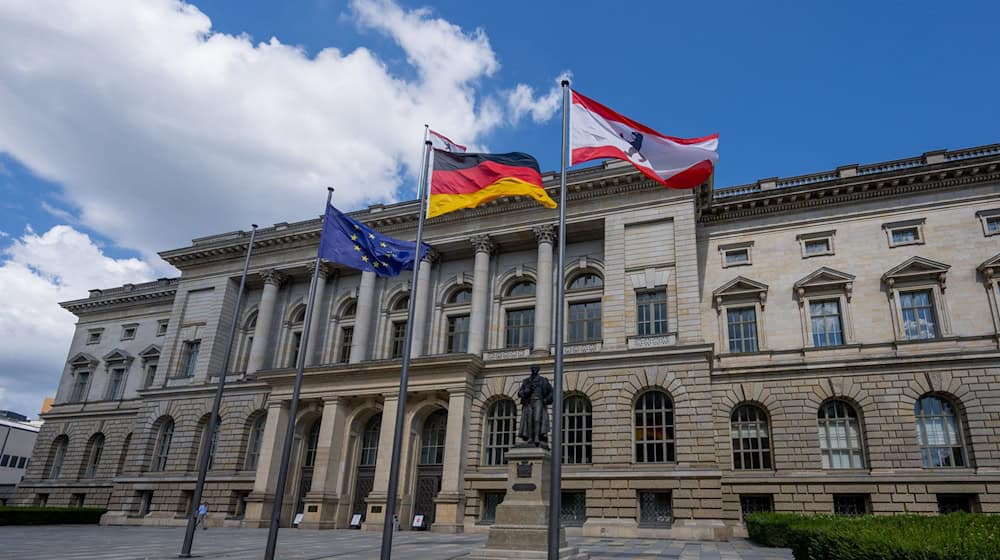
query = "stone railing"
xmin=945 ymin=144 xmax=1000 ymax=162
xmin=712 ymin=184 xmax=760 ymax=199
xmin=857 ymin=156 xmax=924 ymax=176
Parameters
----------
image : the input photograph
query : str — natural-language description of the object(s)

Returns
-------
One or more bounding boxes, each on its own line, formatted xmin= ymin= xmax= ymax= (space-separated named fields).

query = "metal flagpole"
xmin=263 ymin=187 xmax=334 ymax=560
xmin=379 ymin=131 xmax=432 ymax=559
xmin=547 ymin=79 xmax=571 ymax=560
xmin=179 ymin=224 xmax=258 ymax=558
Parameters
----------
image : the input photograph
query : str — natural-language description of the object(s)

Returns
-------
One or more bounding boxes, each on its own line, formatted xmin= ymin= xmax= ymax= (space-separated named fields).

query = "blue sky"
xmin=0 ymin=0 xmax=997 ymax=416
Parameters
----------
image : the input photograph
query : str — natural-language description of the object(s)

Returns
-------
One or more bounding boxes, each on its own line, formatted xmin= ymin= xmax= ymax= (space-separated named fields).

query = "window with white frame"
xmin=794 ymin=267 xmax=855 ymax=348
xmin=882 ymin=257 xmax=951 ymax=342
xmin=713 ymin=277 xmax=768 ymax=354
xmin=883 ymin=218 xmax=925 ymax=248
xmin=120 ymin=324 xmax=138 ymax=341
xmin=565 ymin=272 xmax=603 ymax=343
xmin=915 ymin=395 xmax=967 ymax=468
xmin=818 ymin=400 xmax=865 ymax=469
xmin=636 ymin=290 xmax=668 ymax=336
xmin=719 ymin=241 xmax=753 ymax=268
xmin=443 ymin=286 xmax=472 ymax=354
xmin=797 ymin=230 xmax=835 ymax=258
xmin=977 ymin=209 xmax=1000 ymax=236
xmin=86 ymin=329 xmax=103 ymax=345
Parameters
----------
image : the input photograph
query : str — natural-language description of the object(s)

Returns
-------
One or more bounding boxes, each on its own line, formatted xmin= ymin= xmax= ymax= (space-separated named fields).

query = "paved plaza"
xmin=1 ymin=525 xmax=792 ymax=560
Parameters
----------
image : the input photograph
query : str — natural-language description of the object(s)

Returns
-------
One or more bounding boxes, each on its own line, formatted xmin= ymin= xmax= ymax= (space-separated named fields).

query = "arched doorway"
xmin=294 ymin=419 xmax=321 ymax=519
xmin=352 ymin=413 xmax=381 ymax=522
xmin=413 ymin=409 xmax=447 ymax=528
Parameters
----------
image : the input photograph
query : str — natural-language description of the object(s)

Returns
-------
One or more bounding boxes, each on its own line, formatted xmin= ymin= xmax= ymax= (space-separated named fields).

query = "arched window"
xmin=336 ymin=299 xmax=357 ymax=364
xmin=915 ymin=395 xmax=967 ymax=468
xmin=81 ymin=433 xmax=105 ymax=479
xmin=420 ymin=410 xmax=448 ymax=465
xmin=634 ymin=391 xmax=674 ymax=463
xmin=818 ymin=400 xmax=865 ymax=469
xmin=563 ymin=395 xmax=592 ymax=464
xmin=360 ymin=414 xmax=382 ymax=466
xmin=287 ymin=305 xmax=306 ymax=367
xmin=151 ymin=417 xmax=174 ymax=472
xmin=731 ymin=405 xmax=771 ymax=470
xmin=47 ymin=435 xmax=69 ymax=479
xmin=387 ymin=295 xmax=410 ymax=359
xmin=116 ymin=433 xmax=132 ymax=476
xmin=393 ymin=296 xmax=410 ymax=311
xmin=244 ymin=413 xmax=267 ymax=471
xmin=237 ymin=311 xmax=257 ymax=372
xmin=303 ymin=419 xmax=321 ymax=470
xmin=448 ymin=287 xmax=472 ymax=304
xmin=506 ymin=281 xmax=535 ymax=297
xmin=198 ymin=415 xmax=222 ymax=470
xmin=484 ymin=399 xmax=518 ymax=466
xmin=568 ymin=273 xmax=603 ymax=290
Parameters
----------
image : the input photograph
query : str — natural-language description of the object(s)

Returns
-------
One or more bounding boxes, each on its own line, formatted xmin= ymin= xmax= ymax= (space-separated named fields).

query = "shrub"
xmin=0 ymin=506 xmax=107 ymax=525
xmin=745 ymin=512 xmax=1000 ymax=560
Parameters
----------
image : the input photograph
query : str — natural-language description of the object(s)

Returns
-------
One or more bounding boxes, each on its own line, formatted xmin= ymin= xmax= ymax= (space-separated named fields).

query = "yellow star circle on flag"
xmin=379 ymin=241 xmax=387 ymax=248
xmin=350 ymin=234 xmax=357 ymax=241
xmin=354 ymin=245 xmax=361 ymax=251
xmin=368 ymin=233 xmax=375 ymax=239
xmin=361 ymin=255 xmax=369 ymax=262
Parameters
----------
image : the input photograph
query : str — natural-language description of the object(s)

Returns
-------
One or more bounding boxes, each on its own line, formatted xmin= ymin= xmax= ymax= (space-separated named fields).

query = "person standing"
xmin=196 ymin=502 xmax=208 ymax=530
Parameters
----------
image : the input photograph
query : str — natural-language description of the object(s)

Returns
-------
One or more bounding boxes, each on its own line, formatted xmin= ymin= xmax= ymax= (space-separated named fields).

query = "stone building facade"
xmin=15 ymin=143 xmax=1000 ymax=539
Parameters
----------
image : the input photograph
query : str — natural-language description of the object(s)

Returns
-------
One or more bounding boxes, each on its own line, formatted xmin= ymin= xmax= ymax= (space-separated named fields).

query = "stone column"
xmin=246 ymin=269 xmax=285 ymax=374
xmin=244 ymin=401 xmax=289 ymax=527
xmin=301 ymin=396 xmax=347 ymax=529
xmin=434 ymin=388 xmax=472 ymax=533
xmin=532 ymin=225 xmax=556 ymax=355
xmin=410 ymin=250 xmax=437 ymax=359
xmin=350 ymin=270 xmax=377 ymax=364
xmin=468 ymin=235 xmax=495 ymax=356
xmin=363 ymin=393 xmax=399 ymax=530
xmin=305 ymin=262 xmax=331 ymax=366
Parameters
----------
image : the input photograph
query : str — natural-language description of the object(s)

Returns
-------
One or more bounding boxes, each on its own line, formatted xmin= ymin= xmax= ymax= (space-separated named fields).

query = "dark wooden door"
xmin=413 ymin=465 xmax=442 ymax=526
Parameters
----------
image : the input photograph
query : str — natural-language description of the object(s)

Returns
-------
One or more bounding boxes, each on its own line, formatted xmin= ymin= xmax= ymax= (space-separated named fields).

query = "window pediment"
xmin=68 ymin=352 xmax=99 ymax=368
xmin=713 ymin=276 xmax=768 ymax=307
xmin=138 ymin=345 xmax=161 ymax=361
xmin=102 ymin=348 xmax=134 ymax=364
xmin=794 ymin=267 xmax=856 ymax=299
xmin=882 ymin=256 xmax=950 ymax=288
xmin=978 ymin=252 xmax=1000 ymax=280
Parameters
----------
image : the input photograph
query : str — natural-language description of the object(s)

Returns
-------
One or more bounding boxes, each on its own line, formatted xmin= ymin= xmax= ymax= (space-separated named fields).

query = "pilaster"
xmin=468 ymin=235 xmax=496 ymax=356
xmin=532 ymin=225 xmax=556 ymax=355
xmin=244 ymin=400 xmax=288 ymax=527
xmin=350 ymin=271 xmax=377 ymax=363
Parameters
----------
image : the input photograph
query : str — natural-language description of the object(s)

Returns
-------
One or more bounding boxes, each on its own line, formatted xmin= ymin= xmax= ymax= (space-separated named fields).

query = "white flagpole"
xmin=264 ymin=187 xmax=334 ymax=560
xmin=379 ymin=127 xmax=432 ymax=559
xmin=547 ymin=79 xmax=571 ymax=560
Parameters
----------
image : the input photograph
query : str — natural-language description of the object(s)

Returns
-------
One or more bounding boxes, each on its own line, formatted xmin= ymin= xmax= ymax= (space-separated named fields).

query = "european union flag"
xmin=318 ymin=204 xmax=430 ymax=277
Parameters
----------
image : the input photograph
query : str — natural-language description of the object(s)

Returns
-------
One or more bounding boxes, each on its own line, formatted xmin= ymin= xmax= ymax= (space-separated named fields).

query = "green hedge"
xmin=745 ymin=512 xmax=1000 ymax=560
xmin=0 ymin=506 xmax=107 ymax=525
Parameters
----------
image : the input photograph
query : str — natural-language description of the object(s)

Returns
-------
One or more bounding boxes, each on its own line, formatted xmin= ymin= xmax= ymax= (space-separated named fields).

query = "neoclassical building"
xmin=15 ymin=143 xmax=1000 ymax=539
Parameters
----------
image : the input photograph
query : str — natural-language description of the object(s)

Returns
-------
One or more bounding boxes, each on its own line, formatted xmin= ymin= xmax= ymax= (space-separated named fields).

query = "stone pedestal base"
xmin=466 ymin=447 xmax=589 ymax=560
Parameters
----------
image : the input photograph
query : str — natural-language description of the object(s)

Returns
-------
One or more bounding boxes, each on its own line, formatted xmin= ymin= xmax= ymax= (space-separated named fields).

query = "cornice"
xmin=60 ymin=278 xmax=179 ymax=315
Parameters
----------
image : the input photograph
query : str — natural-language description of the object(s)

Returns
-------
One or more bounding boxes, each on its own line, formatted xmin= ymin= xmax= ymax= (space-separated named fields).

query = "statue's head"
xmin=530 ymin=364 xmax=540 ymax=375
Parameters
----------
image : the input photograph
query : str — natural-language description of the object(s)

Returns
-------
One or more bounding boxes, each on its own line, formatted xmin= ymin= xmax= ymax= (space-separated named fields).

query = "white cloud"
xmin=0 ymin=225 xmax=154 ymax=416
xmin=0 ymin=0 xmax=521 ymax=259
xmin=506 ymin=72 xmax=572 ymax=124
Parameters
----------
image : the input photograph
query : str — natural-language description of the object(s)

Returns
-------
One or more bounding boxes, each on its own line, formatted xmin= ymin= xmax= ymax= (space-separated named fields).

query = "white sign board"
xmin=350 ymin=514 xmax=363 ymax=528
xmin=293 ymin=513 xmax=304 ymax=526
xmin=412 ymin=514 xmax=425 ymax=528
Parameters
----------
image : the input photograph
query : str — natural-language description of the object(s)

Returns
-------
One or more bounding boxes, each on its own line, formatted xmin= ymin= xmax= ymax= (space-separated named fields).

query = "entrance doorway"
xmin=412 ymin=409 xmax=447 ymax=528
xmin=294 ymin=419 xmax=321 ymax=519
xmin=352 ymin=413 xmax=381 ymax=522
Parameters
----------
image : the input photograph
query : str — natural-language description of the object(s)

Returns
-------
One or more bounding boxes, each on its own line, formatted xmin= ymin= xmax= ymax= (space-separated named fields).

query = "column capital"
xmin=422 ymin=247 xmax=440 ymax=264
xmin=321 ymin=395 xmax=343 ymax=405
xmin=259 ymin=268 xmax=287 ymax=287
xmin=469 ymin=235 xmax=496 ymax=255
xmin=307 ymin=261 xmax=332 ymax=279
xmin=446 ymin=386 xmax=474 ymax=398
xmin=532 ymin=224 xmax=557 ymax=245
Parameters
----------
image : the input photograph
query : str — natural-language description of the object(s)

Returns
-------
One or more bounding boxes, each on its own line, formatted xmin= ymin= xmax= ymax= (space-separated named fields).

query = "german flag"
xmin=428 ymin=150 xmax=557 ymax=218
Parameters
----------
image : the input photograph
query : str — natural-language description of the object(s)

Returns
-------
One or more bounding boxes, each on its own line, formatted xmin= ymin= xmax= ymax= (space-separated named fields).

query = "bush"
xmin=0 ymin=506 xmax=107 ymax=525
xmin=745 ymin=512 xmax=1000 ymax=560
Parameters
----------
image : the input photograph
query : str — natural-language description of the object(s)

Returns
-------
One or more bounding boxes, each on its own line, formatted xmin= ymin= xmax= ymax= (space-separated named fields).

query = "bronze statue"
xmin=517 ymin=364 xmax=553 ymax=448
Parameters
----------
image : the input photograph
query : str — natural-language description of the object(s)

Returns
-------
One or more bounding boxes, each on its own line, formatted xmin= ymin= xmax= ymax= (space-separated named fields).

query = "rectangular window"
xmin=390 ymin=321 xmax=407 ymax=359
xmin=568 ymin=301 xmax=601 ymax=342
xmin=724 ymin=248 xmax=750 ymax=266
xmin=143 ymin=365 xmax=157 ymax=389
xmin=804 ymin=238 xmax=831 ymax=256
xmin=561 ymin=491 xmax=586 ymax=525
xmin=986 ymin=217 xmax=1000 ymax=234
xmin=156 ymin=320 xmax=169 ymax=336
xmin=505 ymin=308 xmax=534 ymax=348
xmin=338 ymin=326 xmax=354 ymax=363
xmin=181 ymin=340 xmax=201 ymax=377
xmin=137 ymin=491 xmax=153 ymax=516
xmin=638 ymin=491 xmax=672 ymax=527
xmin=833 ymin=494 xmax=869 ymax=516
xmin=899 ymin=290 xmax=937 ymax=340
xmin=636 ymin=291 xmax=668 ymax=336
xmin=17 ymin=456 xmax=27 ymax=469
xmin=71 ymin=372 xmax=91 ymax=403
xmin=71 ymin=493 xmax=86 ymax=508
xmin=739 ymin=495 xmax=774 ymax=520
xmin=810 ymin=300 xmax=844 ymax=347
xmin=891 ymin=226 xmax=920 ymax=245
xmin=0 ymin=455 xmax=8 ymax=467
xmin=936 ymin=494 xmax=976 ymax=514
xmin=121 ymin=325 xmax=137 ymax=340
xmin=105 ymin=368 xmax=126 ymax=400
xmin=446 ymin=314 xmax=470 ymax=353
xmin=289 ymin=331 xmax=302 ymax=366
xmin=726 ymin=307 xmax=758 ymax=353
xmin=481 ymin=491 xmax=505 ymax=524
xmin=86 ymin=330 xmax=102 ymax=345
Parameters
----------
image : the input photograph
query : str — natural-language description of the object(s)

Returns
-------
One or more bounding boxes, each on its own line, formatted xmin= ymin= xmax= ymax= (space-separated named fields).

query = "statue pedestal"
xmin=466 ymin=447 xmax=588 ymax=560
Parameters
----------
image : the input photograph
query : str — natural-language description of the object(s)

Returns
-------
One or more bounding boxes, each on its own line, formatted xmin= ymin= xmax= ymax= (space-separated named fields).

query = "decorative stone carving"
xmin=470 ymin=234 xmax=496 ymax=255
xmin=305 ymin=261 xmax=331 ymax=279
xmin=627 ymin=335 xmax=676 ymax=350
xmin=259 ymin=269 xmax=287 ymax=286
xmin=482 ymin=348 xmax=531 ymax=361
xmin=532 ymin=224 xmax=556 ymax=245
